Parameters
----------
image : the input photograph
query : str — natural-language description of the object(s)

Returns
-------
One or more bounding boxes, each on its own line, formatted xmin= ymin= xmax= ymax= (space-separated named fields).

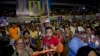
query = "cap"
xmin=75 ymin=26 xmax=85 ymax=33
xmin=44 ymin=18 xmax=50 ymax=23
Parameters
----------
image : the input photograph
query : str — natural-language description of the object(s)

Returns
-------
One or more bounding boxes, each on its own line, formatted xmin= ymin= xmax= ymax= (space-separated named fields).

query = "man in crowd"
xmin=8 ymin=24 xmax=19 ymax=41
xmin=85 ymin=26 xmax=99 ymax=48
xmin=8 ymin=23 xmax=20 ymax=46
xmin=68 ymin=26 xmax=87 ymax=56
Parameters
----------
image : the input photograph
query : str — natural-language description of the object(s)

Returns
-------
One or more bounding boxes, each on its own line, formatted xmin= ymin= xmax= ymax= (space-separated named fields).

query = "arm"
xmin=25 ymin=42 xmax=33 ymax=56
xmin=26 ymin=48 xmax=33 ymax=56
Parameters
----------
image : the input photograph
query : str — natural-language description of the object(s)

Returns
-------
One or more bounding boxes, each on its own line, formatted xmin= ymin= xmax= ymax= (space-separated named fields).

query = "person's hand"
xmin=26 ymin=45 xmax=30 ymax=51
xmin=90 ymin=38 xmax=96 ymax=43
xmin=32 ymin=51 xmax=39 ymax=56
xmin=25 ymin=42 xmax=30 ymax=51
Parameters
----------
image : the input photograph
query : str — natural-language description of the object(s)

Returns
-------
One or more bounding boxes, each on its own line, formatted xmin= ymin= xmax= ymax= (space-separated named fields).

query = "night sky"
xmin=0 ymin=0 xmax=99 ymax=16
xmin=52 ymin=0 xmax=99 ymax=4
xmin=0 ymin=0 xmax=99 ymax=4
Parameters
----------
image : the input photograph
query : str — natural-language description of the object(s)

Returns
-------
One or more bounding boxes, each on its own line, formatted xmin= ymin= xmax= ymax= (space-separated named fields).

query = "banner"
xmin=17 ymin=0 xmax=41 ymax=16
xmin=28 ymin=0 xmax=41 ymax=16
xmin=16 ymin=0 xmax=28 ymax=16
xmin=40 ymin=0 xmax=51 ymax=16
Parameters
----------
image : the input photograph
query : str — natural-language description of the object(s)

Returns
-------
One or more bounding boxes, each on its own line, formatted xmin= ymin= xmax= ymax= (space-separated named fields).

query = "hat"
xmin=75 ymin=26 xmax=85 ymax=33
xmin=44 ymin=19 xmax=50 ymax=23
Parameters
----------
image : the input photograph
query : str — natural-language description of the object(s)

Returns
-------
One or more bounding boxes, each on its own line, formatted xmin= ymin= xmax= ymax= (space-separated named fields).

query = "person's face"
xmin=44 ymin=23 xmax=49 ymax=27
xmin=46 ymin=29 xmax=53 ymax=37
xmin=65 ymin=28 xmax=70 ymax=33
xmin=78 ymin=32 xmax=86 ymax=40
xmin=88 ymin=51 xmax=97 ymax=56
xmin=86 ymin=28 xmax=93 ymax=35
xmin=12 ymin=25 xmax=16 ymax=28
xmin=24 ymin=32 xmax=30 ymax=39
xmin=56 ymin=29 xmax=62 ymax=35
xmin=36 ymin=27 xmax=40 ymax=31
xmin=16 ymin=39 xmax=24 ymax=50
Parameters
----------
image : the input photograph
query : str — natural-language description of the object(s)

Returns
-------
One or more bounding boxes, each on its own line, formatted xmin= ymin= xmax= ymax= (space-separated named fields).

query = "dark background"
xmin=0 ymin=0 xmax=100 ymax=16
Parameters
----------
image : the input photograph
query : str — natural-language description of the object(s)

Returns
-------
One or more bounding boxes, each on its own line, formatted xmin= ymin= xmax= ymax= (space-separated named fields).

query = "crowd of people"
xmin=51 ymin=7 xmax=97 ymax=15
xmin=0 ymin=16 xmax=100 ymax=56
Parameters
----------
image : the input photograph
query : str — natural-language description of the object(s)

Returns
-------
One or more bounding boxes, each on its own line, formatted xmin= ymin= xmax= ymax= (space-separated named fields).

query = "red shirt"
xmin=43 ymin=36 xmax=59 ymax=47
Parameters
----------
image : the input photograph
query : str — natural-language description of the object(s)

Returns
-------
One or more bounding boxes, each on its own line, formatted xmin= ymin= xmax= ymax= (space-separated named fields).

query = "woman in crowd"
xmin=23 ymin=30 xmax=37 ymax=51
xmin=12 ymin=38 xmax=38 ymax=56
xmin=55 ymin=28 xmax=64 ymax=43
xmin=76 ymin=46 xmax=98 ymax=56
xmin=85 ymin=26 xmax=99 ymax=48
xmin=64 ymin=26 xmax=72 ymax=44
xmin=29 ymin=25 xmax=41 ymax=40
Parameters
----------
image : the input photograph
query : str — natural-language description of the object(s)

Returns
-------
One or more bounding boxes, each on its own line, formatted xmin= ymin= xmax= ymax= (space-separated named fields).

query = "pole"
xmin=46 ymin=0 xmax=50 ymax=17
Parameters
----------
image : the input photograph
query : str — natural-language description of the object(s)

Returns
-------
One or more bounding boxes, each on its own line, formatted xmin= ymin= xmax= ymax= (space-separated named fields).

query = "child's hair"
xmin=55 ymin=28 xmax=63 ymax=33
xmin=45 ymin=27 xmax=53 ymax=31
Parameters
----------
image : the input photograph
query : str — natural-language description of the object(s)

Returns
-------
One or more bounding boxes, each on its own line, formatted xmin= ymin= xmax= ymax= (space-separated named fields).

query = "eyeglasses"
xmin=78 ymin=32 xmax=86 ymax=34
xmin=16 ymin=43 xmax=24 ymax=44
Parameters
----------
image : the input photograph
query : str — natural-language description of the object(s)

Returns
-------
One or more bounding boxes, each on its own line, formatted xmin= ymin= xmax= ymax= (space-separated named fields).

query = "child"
xmin=42 ymin=27 xmax=59 ymax=56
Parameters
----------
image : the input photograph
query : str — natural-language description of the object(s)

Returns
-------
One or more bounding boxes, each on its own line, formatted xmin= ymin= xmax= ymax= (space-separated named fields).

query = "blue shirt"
xmin=68 ymin=36 xmax=87 ymax=56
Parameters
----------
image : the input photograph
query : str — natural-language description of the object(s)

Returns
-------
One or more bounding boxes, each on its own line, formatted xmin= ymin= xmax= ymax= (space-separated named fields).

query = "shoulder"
xmin=69 ymin=37 xmax=79 ymax=44
xmin=12 ymin=51 xmax=17 ymax=56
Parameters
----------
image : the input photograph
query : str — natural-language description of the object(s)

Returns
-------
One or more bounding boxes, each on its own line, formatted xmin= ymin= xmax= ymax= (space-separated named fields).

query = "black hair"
xmin=45 ymin=27 xmax=53 ymax=32
xmin=55 ymin=28 xmax=60 ymax=31
xmin=76 ymin=46 xmax=98 ymax=56
xmin=55 ymin=28 xmax=62 ymax=33
xmin=95 ymin=26 xmax=100 ymax=36
xmin=86 ymin=26 xmax=94 ymax=31
xmin=45 ymin=27 xmax=53 ymax=31
xmin=94 ymin=30 xmax=100 ymax=36
xmin=23 ymin=30 xmax=30 ymax=35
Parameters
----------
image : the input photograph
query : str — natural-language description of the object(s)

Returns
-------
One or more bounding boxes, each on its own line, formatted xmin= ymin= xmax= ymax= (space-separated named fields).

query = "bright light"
xmin=83 ymin=7 xmax=85 ymax=10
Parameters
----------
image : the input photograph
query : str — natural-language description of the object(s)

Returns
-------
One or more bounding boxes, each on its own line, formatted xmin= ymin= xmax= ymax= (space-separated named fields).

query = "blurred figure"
xmin=69 ymin=23 xmax=76 ymax=35
xmin=29 ymin=25 xmax=41 ymax=39
xmin=23 ymin=30 xmax=35 ymax=51
xmin=42 ymin=27 xmax=59 ymax=56
xmin=76 ymin=46 xmax=98 ymax=56
xmin=57 ymin=14 xmax=63 ymax=23
xmin=55 ymin=28 xmax=64 ymax=43
xmin=40 ymin=17 xmax=51 ymax=37
xmin=86 ymin=26 xmax=94 ymax=37
xmin=85 ymin=26 xmax=99 ymax=48
xmin=64 ymin=26 xmax=72 ymax=44
xmin=29 ymin=27 xmax=38 ymax=39
xmin=8 ymin=24 xmax=19 ymax=41
xmin=12 ymin=38 xmax=33 ymax=56
xmin=8 ymin=24 xmax=20 ymax=46
xmin=68 ymin=26 xmax=87 ymax=56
